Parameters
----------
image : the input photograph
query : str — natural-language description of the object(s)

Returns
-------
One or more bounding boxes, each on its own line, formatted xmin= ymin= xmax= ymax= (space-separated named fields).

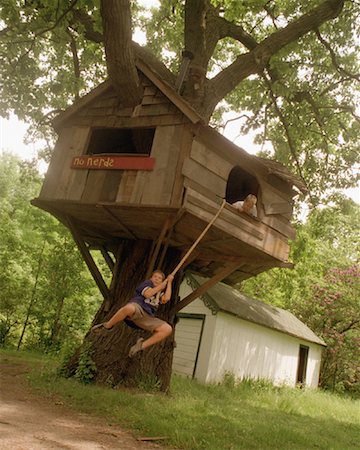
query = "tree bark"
xmin=66 ymin=240 xmax=182 ymax=392
xmin=100 ymin=0 xmax=143 ymax=107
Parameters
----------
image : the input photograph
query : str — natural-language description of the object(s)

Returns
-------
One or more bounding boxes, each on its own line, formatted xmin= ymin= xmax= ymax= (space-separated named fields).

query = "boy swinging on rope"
xmin=91 ymin=270 xmax=174 ymax=358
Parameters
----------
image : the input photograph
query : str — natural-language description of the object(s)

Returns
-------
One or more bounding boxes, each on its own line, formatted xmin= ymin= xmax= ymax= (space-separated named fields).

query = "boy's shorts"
xmin=129 ymin=302 xmax=167 ymax=332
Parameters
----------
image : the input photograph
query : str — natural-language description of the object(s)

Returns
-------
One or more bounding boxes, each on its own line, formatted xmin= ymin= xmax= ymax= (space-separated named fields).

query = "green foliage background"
xmin=242 ymin=199 xmax=360 ymax=394
xmin=0 ymin=153 xmax=101 ymax=352
xmin=0 ymin=0 xmax=359 ymax=204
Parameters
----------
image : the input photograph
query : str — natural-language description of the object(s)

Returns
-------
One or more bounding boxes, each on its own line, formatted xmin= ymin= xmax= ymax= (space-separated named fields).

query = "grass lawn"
xmin=1 ymin=349 xmax=359 ymax=449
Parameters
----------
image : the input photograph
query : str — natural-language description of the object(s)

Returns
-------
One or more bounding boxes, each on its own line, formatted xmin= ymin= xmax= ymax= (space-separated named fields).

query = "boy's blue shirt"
xmin=131 ymin=279 xmax=163 ymax=315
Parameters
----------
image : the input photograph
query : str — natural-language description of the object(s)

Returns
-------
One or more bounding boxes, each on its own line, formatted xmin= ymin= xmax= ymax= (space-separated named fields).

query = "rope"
xmin=170 ymin=199 xmax=227 ymax=277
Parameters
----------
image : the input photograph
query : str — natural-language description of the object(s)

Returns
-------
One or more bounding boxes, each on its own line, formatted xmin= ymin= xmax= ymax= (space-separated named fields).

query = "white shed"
xmin=172 ymin=274 xmax=326 ymax=388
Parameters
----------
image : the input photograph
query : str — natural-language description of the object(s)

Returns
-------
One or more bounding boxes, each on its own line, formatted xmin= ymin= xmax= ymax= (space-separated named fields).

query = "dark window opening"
xmin=225 ymin=166 xmax=259 ymax=204
xmin=296 ymin=345 xmax=309 ymax=387
xmin=86 ymin=127 xmax=156 ymax=155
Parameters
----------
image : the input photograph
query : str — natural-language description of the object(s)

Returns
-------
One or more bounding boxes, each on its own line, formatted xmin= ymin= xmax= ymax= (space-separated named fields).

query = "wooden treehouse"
xmin=33 ymin=58 xmax=306 ymax=301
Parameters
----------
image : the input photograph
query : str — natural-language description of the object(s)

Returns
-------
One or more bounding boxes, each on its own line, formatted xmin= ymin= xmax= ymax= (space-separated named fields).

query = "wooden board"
xmin=170 ymin=124 xmax=193 ymax=207
xmin=182 ymin=188 xmax=290 ymax=262
xmin=47 ymin=126 xmax=91 ymax=201
xmin=116 ymin=170 xmax=137 ymax=203
xmin=72 ymin=114 xmax=188 ymax=128
xmin=141 ymin=125 xmax=182 ymax=205
xmin=182 ymin=158 xmax=226 ymax=199
xmin=190 ymin=139 xmax=233 ymax=180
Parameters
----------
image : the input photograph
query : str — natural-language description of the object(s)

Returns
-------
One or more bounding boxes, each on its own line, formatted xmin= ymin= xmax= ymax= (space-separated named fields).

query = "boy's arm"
xmin=143 ymin=279 xmax=168 ymax=298
xmin=161 ymin=274 xmax=174 ymax=303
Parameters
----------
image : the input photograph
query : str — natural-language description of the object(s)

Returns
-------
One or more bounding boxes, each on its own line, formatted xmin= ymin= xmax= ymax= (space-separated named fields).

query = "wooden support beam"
xmin=67 ymin=217 xmax=110 ymax=300
xmin=158 ymin=209 xmax=185 ymax=269
xmin=146 ymin=217 xmax=172 ymax=278
xmin=100 ymin=248 xmax=115 ymax=273
xmin=174 ymin=260 xmax=242 ymax=313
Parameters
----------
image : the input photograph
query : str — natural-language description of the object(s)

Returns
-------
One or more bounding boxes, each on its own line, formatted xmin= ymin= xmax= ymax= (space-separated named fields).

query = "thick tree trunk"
xmin=66 ymin=240 xmax=182 ymax=392
xmin=100 ymin=0 xmax=143 ymax=107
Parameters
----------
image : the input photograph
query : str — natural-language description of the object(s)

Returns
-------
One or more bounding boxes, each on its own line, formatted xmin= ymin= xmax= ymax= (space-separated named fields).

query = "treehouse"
xmin=33 ymin=58 xmax=306 ymax=296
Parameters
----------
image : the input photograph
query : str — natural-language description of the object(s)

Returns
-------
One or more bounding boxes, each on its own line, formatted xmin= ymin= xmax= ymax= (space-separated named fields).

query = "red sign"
xmin=71 ymin=155 xmax=155 ymax=171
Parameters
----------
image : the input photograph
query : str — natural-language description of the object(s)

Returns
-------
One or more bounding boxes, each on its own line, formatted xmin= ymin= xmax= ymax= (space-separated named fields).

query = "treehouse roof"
xmin=52 ymin=58 xmax=307 ymax=195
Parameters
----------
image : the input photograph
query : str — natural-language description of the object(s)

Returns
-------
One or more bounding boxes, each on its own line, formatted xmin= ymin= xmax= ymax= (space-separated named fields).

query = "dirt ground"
xmin=0 ymin=356 xmax=173 ymax=450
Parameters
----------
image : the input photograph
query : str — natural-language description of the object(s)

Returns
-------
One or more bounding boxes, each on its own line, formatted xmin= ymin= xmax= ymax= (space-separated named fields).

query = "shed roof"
xmin=187 ymin=274 xmax=326 ymax=347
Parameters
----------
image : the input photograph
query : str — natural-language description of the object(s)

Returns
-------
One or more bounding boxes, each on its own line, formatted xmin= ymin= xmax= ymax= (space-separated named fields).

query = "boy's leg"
xmin=129 ymin=323 xmax=172 ymax=357
xmin=141 ymin=322 xmax=172 ymax=350
xmin=105 ymin=303 xmax=136 ymax=328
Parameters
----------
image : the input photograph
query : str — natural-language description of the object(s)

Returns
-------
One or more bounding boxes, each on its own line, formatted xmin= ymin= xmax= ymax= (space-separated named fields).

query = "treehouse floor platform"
xmin=33 ymin=188 xmax=291 ymax=285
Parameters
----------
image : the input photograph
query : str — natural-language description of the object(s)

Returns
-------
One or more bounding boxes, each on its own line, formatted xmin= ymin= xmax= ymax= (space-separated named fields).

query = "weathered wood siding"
xmin=39 ymin=126 xmax=91 ymax=200
xmin=69 ymin=75 xmax=188 ymax=129
xmin=183 ymin=187 xmax=290 ymax=262
xmin=40 ymin=73 xmax=189 ymax=206
xmin=181 ymin=135 xmax=295 ymax=240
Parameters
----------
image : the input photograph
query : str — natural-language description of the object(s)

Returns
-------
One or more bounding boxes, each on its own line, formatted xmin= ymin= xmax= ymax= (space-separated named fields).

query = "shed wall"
xmin=175 ymin=284 xmax=216 ymax=382
xmin=207 ymin=312 xmax=321 ymax=388
xmin=175 ymin=281 xmax=322 ymax=388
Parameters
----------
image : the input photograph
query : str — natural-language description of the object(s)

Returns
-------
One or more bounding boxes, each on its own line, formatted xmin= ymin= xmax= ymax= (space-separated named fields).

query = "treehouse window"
xmin=225 ymin=166 xmax=259 ymax=204
xmin=86 ymin=127 xmax=156 ymax=156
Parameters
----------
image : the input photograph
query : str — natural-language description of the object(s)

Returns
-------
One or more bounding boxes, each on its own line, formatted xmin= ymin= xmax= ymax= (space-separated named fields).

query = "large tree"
xmin=1 ymin=0 xmax=359 ymax=389
xmin=1 ymin=0 xmax=359 ymax=203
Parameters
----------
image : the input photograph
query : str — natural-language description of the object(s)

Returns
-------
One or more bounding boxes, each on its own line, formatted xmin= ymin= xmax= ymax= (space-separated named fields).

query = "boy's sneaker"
xmin=129 ymin=338 xmax=144 ymax=357
xmin=91 ymin=323 xmax=112 ymax=334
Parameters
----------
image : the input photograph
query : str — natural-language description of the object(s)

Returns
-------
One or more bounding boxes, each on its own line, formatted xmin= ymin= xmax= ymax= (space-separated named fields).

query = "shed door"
xmin=172 ymin=314 xmax=205 ymax=378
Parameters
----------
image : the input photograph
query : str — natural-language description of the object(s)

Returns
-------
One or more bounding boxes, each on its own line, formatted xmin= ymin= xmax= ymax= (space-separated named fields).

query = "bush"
xmin=74 ymin=344 xmax=97 ymax=384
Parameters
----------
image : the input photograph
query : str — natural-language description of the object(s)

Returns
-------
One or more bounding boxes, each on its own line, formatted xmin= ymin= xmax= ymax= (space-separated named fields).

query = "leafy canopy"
xmin=0 ymin=0 xmax=359 ymax=204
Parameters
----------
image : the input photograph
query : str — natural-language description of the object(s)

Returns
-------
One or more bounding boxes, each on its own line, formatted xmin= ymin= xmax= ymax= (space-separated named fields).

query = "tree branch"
xmin=214 ymin=15 xmax=258 ymax=50
xmin=34 ymin=0 xmax=79 ymax=38
xmin=293 ymin=91 xmax=324 ymax=128
xmin=206 ymin=0 xmax=345 ymax=117
xmin=71 ymin=8 xmax=103 ymax=43
xmin=315 ymin=29 xmax=360 ymax=81
xmin=66 ymin=28 xmax=81 ymax=101
xmin=70 ymin=8 xmax=175 ymax=87
xmin=339 ymin=319 xmax=360 ymax=334
xmin=263 ymin=2 xmax=280 ymax=29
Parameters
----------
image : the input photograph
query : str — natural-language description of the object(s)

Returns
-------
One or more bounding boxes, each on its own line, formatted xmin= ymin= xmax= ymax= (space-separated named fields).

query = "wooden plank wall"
xmin=182 ymin=136 xmax=295 ymax=240
xmin=40 ymin=74 xmax=189 ymax=206
xmin=183 ymin=187 xmax=290 ymax=262
xmin=47 ymin=123 xmax=185 ymax=206
xmin=40 ymin=126 xmax=91 ymax=200
xmin=70 ymin=75 xmax=188 ymax=129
